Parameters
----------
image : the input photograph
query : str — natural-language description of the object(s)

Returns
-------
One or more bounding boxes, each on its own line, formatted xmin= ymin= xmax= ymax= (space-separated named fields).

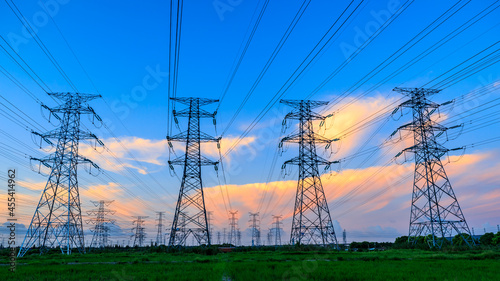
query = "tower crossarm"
xmin=168 ymin=132 xmax=219 ymax=143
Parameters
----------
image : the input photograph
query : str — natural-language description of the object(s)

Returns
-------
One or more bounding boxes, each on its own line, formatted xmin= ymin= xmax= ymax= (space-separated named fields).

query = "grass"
xmin=0 ymin=248 xmax=499 ymax=280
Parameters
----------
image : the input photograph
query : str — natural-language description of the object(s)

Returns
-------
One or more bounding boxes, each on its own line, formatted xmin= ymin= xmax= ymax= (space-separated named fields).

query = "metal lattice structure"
xmin=87 ymin=200 xmax=115 ymax=248
xmin=228 ymin=211 xmax=239 ymax=246
xmin=272 ymin=215 xmax=282 ymax=246
xmin=155 ymin=212 xmax=166 ymax=245
xmin=280 ymin=99 xmax=338 ymax=247
xmin=167 ymin=97 xmax=219 ymax=246
xmin=18 ymin=93 xmax=103 ymax=257
xmin=132 ymin=216 xmax=148 ymax=247
xmin=249 ymin=212 xmax=260 ymax=246
xmin=393 ymin=87 xmax=474 ymax=248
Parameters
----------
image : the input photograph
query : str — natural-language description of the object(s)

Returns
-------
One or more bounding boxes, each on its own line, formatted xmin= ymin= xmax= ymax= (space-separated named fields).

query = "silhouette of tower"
xmin=272 ymin=215 xmax=282 ymax=246
xmin=280 ymin=99 xmax=338 ymax=247
xmin=393 ymin=87 xmax=474 ymax=248
xmin=87 ymin=200 xmax=115 ymax=248
xmin=155 ymin=212 xmax=166 ymax=245
xmin=228 ymin=211 xmax=238 ymax=246
xmin=132 ymin=216 xmax=148 ymax=247
xmin=249 ymin=212 xmax=260 ymax=246
xmin=18 ymin=93 xmax=103 ymax=256
xmin=167 ymin=97 xmax=219 ymax=246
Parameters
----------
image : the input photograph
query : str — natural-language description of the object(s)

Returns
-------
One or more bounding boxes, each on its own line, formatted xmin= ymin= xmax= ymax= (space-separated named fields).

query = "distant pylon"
xmin=87 ymin=200 xmax=115 ymax=248
xmin=132 ymin=216 xmax=148 ymax=247
xmin=217 ymin=231 xmax=221 ymax=244
xmin=392 ymin=87 xmax=474 ymax=248
xmin=249 ymin=212 xmax=261 ymax=246
xmin=267 ymin=229 xmax=272 ymax=246
xmin=272 ymin=215 xmax=282 ymax=246
xmin=343 ymin=229 xmax=347 ymax=247
xmin=18 ymin=93 xmax=103 ymax=257
xmin=280 ymin=99 xmax=338 ymax=247
xmin=207 ymin=211 xmax=214 ymax=242
xmin=155 ymin=212 xmax=166 ymax=245
xmin=228 ymin=211 xmax=239 ymax=246
xmin=167 ymin=97 xmax=219 ymax=246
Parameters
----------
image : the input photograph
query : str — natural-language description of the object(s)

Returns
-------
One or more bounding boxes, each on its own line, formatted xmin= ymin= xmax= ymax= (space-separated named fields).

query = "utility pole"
xmin=392 ymin=87 xmax=474 ymax=248
xmin=280 ymin=99 xmax=338 ymax=247
xmin=228 ymin=211 xmax=238 ymax=246
xmin=167 ymin=97 xmax=219 ymax=246
xmin=155 ymin=212 xmax=166 ymax=245
xmin=249 ymin=212 xmax=261 ymax=246
xmin=497 ymin=225 xmax=499 ymax=233
xmin=87 ymin=200 xmax=115 ymax=249
xmin=272 ymin=215 xmax=282 ymax=246
xmin=18 ymin=93 xmax=103 ymax=257
xmin=132 ymin=216 xmax=148 ymax=247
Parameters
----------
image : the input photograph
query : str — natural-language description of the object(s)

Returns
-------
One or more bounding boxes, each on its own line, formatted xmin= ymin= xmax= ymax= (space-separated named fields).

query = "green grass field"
xmin=1 ymin=248 xmax=499 ymax=280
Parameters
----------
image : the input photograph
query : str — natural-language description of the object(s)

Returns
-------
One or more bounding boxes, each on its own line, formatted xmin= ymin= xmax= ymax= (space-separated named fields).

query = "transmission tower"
xmin=167 ymin=97 xmax=219 ymax=246
xmin=207 ymin=211 xmax=214 ymax=242
xmin=249 ymin=212 xmax=261 ymax=246
xmin=272 ymin=215 xmax=282 ymax=246
xmin=280 ymin=99 xmax=338 ymax=247
xmin=18 ymin=93 xmax=103 ymax=257
xmin=155 ymin=212 xmax=166 ymax=245
xmin=393 ymin=87 xmax=474 ymax=248
xmin=228 ymin=211 xmax=239 ymax=246
xmin=132 ymin=216 xmax=148 ymax=247
xmin=343 ymin=229 xmax=347 ymax=247
xmin=87 ymin=200 xmax=115 ymax=249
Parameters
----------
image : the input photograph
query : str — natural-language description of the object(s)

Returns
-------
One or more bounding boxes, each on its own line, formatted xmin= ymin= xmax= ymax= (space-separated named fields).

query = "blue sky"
xmin=1 ymin=0 xmax=500 ymax=246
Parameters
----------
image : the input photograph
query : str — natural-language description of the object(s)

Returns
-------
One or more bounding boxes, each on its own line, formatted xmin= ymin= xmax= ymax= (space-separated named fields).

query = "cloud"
xmin=201 ymin=150 xmax=498 ymax=243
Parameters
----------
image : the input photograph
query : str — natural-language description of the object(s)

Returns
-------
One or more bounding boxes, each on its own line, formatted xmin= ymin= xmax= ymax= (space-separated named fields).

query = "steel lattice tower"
xmin=249 ymin=212 xmax=261 ymax=246
xmin=155 ymin=212 xmax=166 ymax=245
xmin=18 ymin=93 xmax=103 ymax=257
xmin=228 ymin=211 xmax=239 ymax=246
xmin=87 ymin=200 xmax=115 ymax=248
xmin=132 ymin=216 xmax=148 ymax=247
xmin=280 ymin=99 xmax=338 ymax=247
xmin=272 ymin=215 xmax=282 ymax=246
xmin=393 ymin=87 xmax=474 ymax=248
xmin=167 ymin=97 xmax=219 ymax=246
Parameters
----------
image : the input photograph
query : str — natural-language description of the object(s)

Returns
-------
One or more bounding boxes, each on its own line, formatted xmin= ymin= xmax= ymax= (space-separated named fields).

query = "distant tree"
xmin=394 ymin=236 xmax=409 ymax=244
xmin=480 ymin=232 xmax=495 ymax=245
xmin=492 ymin=232 xmax=500 ymax=246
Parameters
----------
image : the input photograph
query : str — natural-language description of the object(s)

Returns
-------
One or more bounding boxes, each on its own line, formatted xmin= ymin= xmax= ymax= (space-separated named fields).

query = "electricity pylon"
xmin=155 ymin=212 xmax=166 ymax=245
xmin=18 ymin=93 xmax=103 ymax=257
xmin=87 ymin=200 xmax=115 ymax=248
xmin=167 ymin=97 xmax=219 ymax=246
xmin=228 ymin=211 xmax=239 ymax=246
xmin=272 ymin=215 xmax=283 ymax=246
xmin=132 ymin=216 xmax=148 ymax=247
xmin=392 ymin=87 xmax=474 ymax=248
xmin=280 ymin=99 xmax=338 ymax=247
xmin=249 ymin=212 xmax=260 ymax=246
